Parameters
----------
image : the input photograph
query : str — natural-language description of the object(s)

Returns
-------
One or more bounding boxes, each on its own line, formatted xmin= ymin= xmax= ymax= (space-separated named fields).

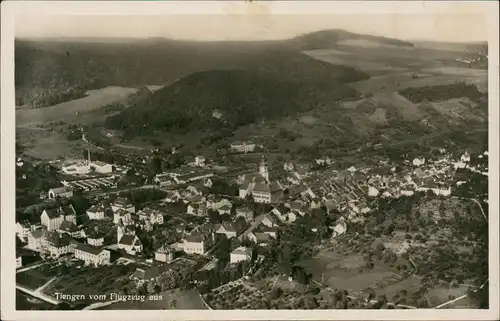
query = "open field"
xmin=203 ymin=280 xmax=269 ymax=309
xmin=375 ymin=275 xmax=423 ymax=300
xmin=16 ymin=290 xmax=55 ymax=310
xmin=43 ymin=263 xmax=138 ymax=301
xmin=427 ymin=284 xmax=471 ymax=307
xmin=16 ymin=269 xmax=53 ymax=291
xmin=16 ymin=127 xmax=84 ymax=160
xmin=299 ymin=249 xmax=402 ymax=293
xmin=16 ymin=86 xmax=137 ymax=127
xmin=98 ymin=289 xmax=206 ymax=310
xmin=306 ymin=45 xmax=487 ymax=95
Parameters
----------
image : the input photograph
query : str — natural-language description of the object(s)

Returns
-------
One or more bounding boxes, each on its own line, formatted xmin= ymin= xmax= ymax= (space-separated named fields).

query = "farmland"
xmin=43 ymin=262 xmax=139 ymax=304
xmin=16 ymin=86 xmax=138 ymax=127
xmin=298 ymin=247 xmax=404 ymax=294
xmin=17 ymin=268 xmax=54 ymax=291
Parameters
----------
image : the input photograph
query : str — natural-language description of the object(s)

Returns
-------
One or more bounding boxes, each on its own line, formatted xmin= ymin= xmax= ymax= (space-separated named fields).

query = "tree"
xmin=294 ymin=266 xmax=309 ymax=285
xmin=214 ymin=237 xmax=231 ymax=265
xmin=269 ymin=287 xmax=283 ymax=299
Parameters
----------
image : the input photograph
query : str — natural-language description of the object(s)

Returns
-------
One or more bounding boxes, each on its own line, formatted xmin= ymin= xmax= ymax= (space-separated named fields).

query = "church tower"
xmin=259 ymin=155 xmax=269 ymax=183
xmin=117 ymin=219 xmax=124 ymax=244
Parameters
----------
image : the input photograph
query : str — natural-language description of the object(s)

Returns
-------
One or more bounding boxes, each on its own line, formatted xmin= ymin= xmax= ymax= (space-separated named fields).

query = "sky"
xmin=15 ymin=13 xmax=489 ymax=43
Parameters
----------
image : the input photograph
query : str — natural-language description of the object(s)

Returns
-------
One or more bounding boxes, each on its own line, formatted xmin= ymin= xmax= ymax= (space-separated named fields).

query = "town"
xmin=15 ymin=135 xmax=489 ymax=310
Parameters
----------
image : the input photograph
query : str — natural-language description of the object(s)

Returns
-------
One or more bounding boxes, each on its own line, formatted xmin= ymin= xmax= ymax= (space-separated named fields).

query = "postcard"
xmin=1 ymin=1 xmax=499 ymax=320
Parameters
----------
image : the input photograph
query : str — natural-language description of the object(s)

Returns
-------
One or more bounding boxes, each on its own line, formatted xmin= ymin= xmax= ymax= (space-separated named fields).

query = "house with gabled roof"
xmin=230 ymin=246 xmax=252 ymax=264
xmin=236 ymin=207 xmax=254 ymax=222
xmin=272 ymin=203 xmax=290 ymax=217
xmin=113 ymin=208 xmax=134 ymax=226
xmin=86 ymin=205 xmax=106 ymax=220
xmin=16 ymin=220 xmax=33 ymax=242
xmin=57 ymin=220 xmax=80 ymax=238
xmin=195 ymin=223 xmax=216 ymax=235
xmin=178 ymin=233 xmax=208 ymax=255
xmin=246 ymin=231 xmax=273 ymax=246
xmin=164 ymin=190 xmax=182 ymax=203
xmin=186 ymin=194 xmax=204 ymax=204
xmin=186 ymin=185 xmax=203 ymax=196
xmin=87 ymin=232 xmax=105 ymax=247
xmin=155 ymin=245 xmax=175 ymax=263
xmin=46 ymin=233 xmax=75 ymax=258
xmin=260 ymin=226 xmax=278 ymax=238
xmin=187 ymin=203 xmax=207 ymax=217
xmin=111 ymin=197 xmax=135 ymax=214
xmin=252 ymin=181 xmax=283 ymax=204
xmin=118 ymin=234 xmax=143 ymax=255
xmin=215 ymin=223 xmax=239 ymax=239
xmin=27 ymin=228 xmax=50 ymax=251
xmin=208 ymin=198 xmax=233 ymax=210
xmin=41 ymin=205 xmax=77 ymax=231
xmin=154 ymin=174 xmax=176 ymax=187
xmin=261 ymin=213 xmax=279 ymax=228
xmin=74 ymin=244 xmax=111 ymax=266
xmin=217 ymin=204 xmax=232 ymax=215
xmin=48 ymin=186 xmax=74 ymax=200
xmin=137 ymin=207 xmax=164 ymax=225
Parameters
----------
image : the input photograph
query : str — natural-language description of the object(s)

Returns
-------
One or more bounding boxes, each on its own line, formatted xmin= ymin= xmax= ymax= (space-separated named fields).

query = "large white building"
xmin=178 ymin=234 xmax=208 ymax=255
xmin=48 ymin=186 xmax=74 ymax=200
xmin=155 ymin=246 xmax=175 ymax=263
xmin=230 ymin=246 xmax=252 ymax=264
xmin=118 ymin=234 xmax=143 ymax=255
xmin=86 ymin=205 xmax=106 ymax=220
xmin=90 ymin=161 xmax=113 ymax=174
xmin=230 ymin=141 xmax=256 ymax=153
xmin=238 ymin=156 xmax=283 ymax=204
xmin=40 ymin=205 xmax=77 ymax=231
xmin=111 ymin=197 xmax=136 ymax=214
xmin=74 ymin=244 xmax=111 ymax=266
xmin=61 ymin=161 xmax=91 ymax=175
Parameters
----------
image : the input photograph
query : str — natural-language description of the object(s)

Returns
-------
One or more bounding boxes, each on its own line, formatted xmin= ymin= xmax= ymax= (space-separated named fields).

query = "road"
xmin=16 ymin=285 xmax=60 ymax=305
xmin=434 ymin=280 xmax=488 ymax=309
xmin=16 ymin=262 xmax=46 ymax=273
xmin=238 ymin=210 xmax=275 ymax=241
xmin=83 ymin=300 xmax=120 ymax=310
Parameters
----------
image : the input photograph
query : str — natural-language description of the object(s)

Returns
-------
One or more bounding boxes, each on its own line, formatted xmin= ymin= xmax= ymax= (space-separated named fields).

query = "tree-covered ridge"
xmin=16 ymin=28 xmax=397 ymax=109
xmin=289 ymin=29 xmax=415 ymax=50
xmin=104 ymin=61 xmax=369 ymax=138
xmin=398 ymin=82 xmax=484 ymax=103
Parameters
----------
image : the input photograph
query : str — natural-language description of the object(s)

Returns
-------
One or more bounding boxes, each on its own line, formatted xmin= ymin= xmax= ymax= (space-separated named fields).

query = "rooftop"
xmin=75 ymin=243 xmax=105 ymax=255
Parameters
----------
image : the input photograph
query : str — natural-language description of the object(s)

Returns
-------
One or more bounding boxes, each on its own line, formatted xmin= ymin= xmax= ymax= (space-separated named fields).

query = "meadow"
xmin=16 ymin=86 xmax=137 ymax=127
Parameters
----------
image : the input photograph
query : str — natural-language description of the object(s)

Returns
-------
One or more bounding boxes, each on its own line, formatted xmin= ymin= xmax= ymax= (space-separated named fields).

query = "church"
xmin=238 ymin=156 xmax=283 ymax=204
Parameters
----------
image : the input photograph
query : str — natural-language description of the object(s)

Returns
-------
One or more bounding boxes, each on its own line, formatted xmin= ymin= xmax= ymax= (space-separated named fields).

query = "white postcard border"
xmin=1 ymin=1 xmax=499 ymax=320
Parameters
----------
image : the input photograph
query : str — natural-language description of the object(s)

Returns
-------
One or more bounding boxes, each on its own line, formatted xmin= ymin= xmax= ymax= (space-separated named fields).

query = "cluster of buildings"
xmin=62 ymin=176 xmax=116 ymax=192
xmin=17 ymin=139 xmax=486 ymax=296
xmin=154 ymin=166 xmax=214 ymax=187
xmin=270 ymin=149 xmax=485 ymax=224
xmin=238 ymin=156 xmax=284 ymax=204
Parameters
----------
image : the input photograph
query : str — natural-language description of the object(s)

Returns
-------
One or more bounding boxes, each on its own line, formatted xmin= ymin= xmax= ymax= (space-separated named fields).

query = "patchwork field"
xmin=299 ymin=249 xmax=402 ymax=294
xmin=16 ymin=86 xmax=138 ymax=127
xmin=16 ymin=127 xmax=84 ymax=160
xmin=43 ymin=263 xmax=138 ymax=302
xmin=17 ymin=269 xmax=53 ymax=291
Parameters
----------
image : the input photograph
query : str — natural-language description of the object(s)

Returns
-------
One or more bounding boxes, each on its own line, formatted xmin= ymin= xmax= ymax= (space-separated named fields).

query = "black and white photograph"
xmin=1 ymin=1 xmax=499 ymax=320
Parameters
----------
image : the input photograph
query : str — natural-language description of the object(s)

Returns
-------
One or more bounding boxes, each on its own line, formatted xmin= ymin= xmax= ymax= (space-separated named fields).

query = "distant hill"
xmin=104 ymin=55 xmax=369 ymax=138
xmin=399 ymin=82 xmax=484 ymax=103
xmin=288 ymin=29 xmax=415 ymax=50
xmin=15 ymin=29 xmax=413 ymax=108
xmin=413 ymin=40 xmax=487 ymax=53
